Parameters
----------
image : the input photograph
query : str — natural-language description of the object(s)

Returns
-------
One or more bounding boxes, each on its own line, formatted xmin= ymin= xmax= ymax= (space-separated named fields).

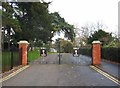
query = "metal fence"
xmin=2 ymin=44 xmax=22 ymax=73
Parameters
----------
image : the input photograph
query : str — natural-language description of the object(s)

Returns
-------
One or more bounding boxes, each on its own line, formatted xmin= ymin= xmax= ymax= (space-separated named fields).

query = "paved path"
xmin=2 ymin=53 xmax=119 ymax=86
xmin=98 ymin=59 xmax=120 ymax=79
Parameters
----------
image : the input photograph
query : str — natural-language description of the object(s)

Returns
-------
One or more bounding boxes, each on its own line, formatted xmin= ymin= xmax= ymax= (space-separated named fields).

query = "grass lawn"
xmin=28 ymin=50 xmax=40 ymax=62
xmin=28 ymin=50 xmax=57 ymax=62
xmin=48 ymin=52 xmax=57 ymax=54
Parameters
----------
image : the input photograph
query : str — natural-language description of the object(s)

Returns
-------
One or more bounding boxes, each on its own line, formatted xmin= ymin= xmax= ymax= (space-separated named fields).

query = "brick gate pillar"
xmin=92 ymin=41 xmax=101 ymax=65
xmin=18 ymin=40 xmax=29 ymax=65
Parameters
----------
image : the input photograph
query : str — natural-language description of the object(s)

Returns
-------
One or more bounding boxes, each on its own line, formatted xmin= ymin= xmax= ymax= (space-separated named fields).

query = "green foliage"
xmin=55 ymin=39 xmax=73 ymax=53
xmin=2 ymin=2 xmax=75 ymax=48
xmin=62 ymin=41 xmax=73 ymax=53
xmin=101 ymin=47 xmax=120 ymax=63
xmin=14 ymin=2 xmax=53 ymax=43
xmin=80 ymin=47 xmax=92 ymax=57
xmin=2 ymin=2 xmax=21 ymax=31
xmin=104 ymin=41 xmax=120 ymax=48
xmin=87 ymin=30 xmax=113 ymax=46
xmin=80 ymin=47 xmax=120 ymax=63
xmin=54 ymin=38 xmax=60 ymax=52
xmin=2 ymin=2 xmax=21 ymax=44
xmin=28 ymin=50 xmax=40 ymax=62
xmin=2 ymin=2 xmax=54 ymax=46
xmin=50 ymin=12 xmax=75 ymax=41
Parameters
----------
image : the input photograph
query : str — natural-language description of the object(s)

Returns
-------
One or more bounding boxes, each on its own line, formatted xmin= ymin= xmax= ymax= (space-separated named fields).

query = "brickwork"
xmin=92 ymin=41 xmax=101 ymax=65
xmin=18 ymin=41 xmax=29 ymax=65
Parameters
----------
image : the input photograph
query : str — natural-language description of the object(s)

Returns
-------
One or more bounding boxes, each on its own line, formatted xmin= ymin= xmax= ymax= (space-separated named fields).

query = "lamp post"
xmin=11 ymin=42 xmax=14 ymax=69
xmin=58 ymin=38 xmax=61 ymax=64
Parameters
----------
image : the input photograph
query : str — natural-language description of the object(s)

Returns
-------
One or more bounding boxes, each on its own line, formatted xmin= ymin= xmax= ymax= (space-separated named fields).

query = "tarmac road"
xmin=2 ymin=53 xmax=119 ymax=86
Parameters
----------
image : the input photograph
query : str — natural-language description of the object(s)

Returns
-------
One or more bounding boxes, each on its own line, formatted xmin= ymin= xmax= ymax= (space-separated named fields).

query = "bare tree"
xmin=74 ymin=21 xmax=107 ymax=46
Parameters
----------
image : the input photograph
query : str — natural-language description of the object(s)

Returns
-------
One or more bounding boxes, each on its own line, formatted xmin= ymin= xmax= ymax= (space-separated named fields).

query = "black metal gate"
xmin=2 ymin=45 xmax=22 ymax=73
xmin=19 ymin=47 xmax=22 ymax=65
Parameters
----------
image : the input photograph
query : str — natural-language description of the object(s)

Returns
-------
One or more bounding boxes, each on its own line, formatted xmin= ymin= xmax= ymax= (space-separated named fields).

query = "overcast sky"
xmin=1 ymin=0 xmax=119 ymax=40
xmin=45 ymin=0 xmax=119 ymax=36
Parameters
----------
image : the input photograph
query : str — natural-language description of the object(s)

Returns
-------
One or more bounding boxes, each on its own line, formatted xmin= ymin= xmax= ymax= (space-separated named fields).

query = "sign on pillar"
xmin=18 ymin=40 xmax=29 ymax=65
xmin=92 ymin=41 xmax=101 ymax=65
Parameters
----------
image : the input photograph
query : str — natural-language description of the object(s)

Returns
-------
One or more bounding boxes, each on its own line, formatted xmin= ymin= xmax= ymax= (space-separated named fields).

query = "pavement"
xmin=2 ymin=53 xmax=120 ymax=86
xmin=96 ymin=59 xmax=120 ymax=79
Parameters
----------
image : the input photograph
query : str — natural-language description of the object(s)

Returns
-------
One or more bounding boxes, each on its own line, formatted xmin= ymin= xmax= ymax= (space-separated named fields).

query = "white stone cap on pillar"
xmin=18 ymin=40 xmax=29 ymax=44
xmin=92 ymin=41 xmax=101 ymax=44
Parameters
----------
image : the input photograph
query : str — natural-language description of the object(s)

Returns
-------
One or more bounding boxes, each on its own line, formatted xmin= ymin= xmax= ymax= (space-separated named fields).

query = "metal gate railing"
xmin=2 ymin=45 xmax=22 ymax=73
xmin=19 ymin=47 xmax=22 ymax=65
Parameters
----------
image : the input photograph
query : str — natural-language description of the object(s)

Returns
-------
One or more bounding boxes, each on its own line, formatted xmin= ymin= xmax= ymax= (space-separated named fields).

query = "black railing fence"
xmin=2 ymin=44 xmax=22 ymax=72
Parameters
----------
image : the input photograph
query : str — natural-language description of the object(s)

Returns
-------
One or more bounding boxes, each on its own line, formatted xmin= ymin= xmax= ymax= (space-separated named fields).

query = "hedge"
xmin=101 ymin=47 xmax=120 ymax=63
xmin=80 ymin=47 xmax=120 ymax=63
xmin=80 ymin=47 xmax=92 ymax=57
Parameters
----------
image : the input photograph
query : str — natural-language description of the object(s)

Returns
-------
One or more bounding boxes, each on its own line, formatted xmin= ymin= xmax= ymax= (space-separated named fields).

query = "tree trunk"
xmin=29 ymin=40 xmax=34 ymax=51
